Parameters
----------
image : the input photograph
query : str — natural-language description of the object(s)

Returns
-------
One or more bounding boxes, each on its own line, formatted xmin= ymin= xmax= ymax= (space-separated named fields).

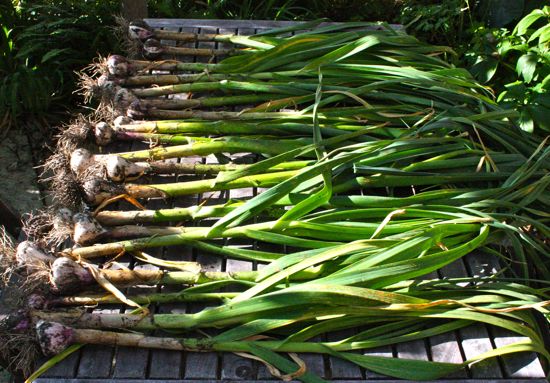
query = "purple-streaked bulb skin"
xmin=72 ymin=213 xmax=107 ymax=245
xmin=107 ymin=55 xmax=130 ymax=77
xmin=0 ymin=310 xmax=31 ymax=333
xmin=143 ymin=38 xmax=164 ymax=59
xmin=52 ymin=207 xmax=74 ymax=234
xmin=15 ymin=241 xmax=56 ymax=268
xmin=36 ymin=321 xmax=76 ymax=356
xmin=113 ymin=87 xmax=138 ymax=114
xmin=90 ymin=73 xmax=117 ymax=99
xmin=50 ymin=257 xmax=95 ymax=294
xmin=14 ymin=318 xmax=30 ymax=332
xmin=98 ymin=74 xmax=123 ymax=100
xmin=128 ymin=20 xmax=155 ymax=41
xmin=28 ymin=293 xmax=48 ymax=310
xmin=94 ymin=122 xmax=115 ymax=146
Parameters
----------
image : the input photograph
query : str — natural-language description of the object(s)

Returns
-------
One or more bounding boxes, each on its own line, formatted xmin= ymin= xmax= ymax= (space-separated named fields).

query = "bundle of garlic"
xmin=1 ymin=19 xmax=548 ymax=382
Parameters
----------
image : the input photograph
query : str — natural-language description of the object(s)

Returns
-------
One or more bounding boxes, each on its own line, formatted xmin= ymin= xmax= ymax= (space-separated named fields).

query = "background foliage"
xmin=147 ymin=0 xmax=403 ymax=22
xmin=398 ymin=1 xmax=549 ymax=133
xmin=0 ymin=0 xmax=120 ymax=138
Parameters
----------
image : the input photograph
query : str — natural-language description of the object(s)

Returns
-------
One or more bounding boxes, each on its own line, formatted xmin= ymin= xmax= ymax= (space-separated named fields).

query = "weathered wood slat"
xmin=212 ymin=41 xmax=256 ymax=376
xmin=184 ymin=297 xmax=219 ymax=378
xmin=256 ymin=360 xmax=278 ymax=380
xmin=183 ymin=348 xmax=219 ymax=379
xmin=221 ymin=353 xmax=257 ymax=380
xmin=433 ymin=260 xmax=469 ymax=378
xmin=394 ymin=271 xmax=437 ymax=366
xmin=297 ymin=351 xmax=326 ymax=379
xmin=460 ymin=324 xmax=503 ymax=379
xmin=396 ymin=340 xmax=429 ymax=361
xmin=466 ymin=253 xmax=545 ymax=379
xmin=492 ymin=327 xmax=546 ymax=378
xmin=76 ymin=345 xmax=115 ymax=378
xmin=363 ymin=346 xmax=394 ymax=379
xmin=148 ymin=283 xmax=185 ymax=379
xmin=148 ymin=349 xmax=182 ymax=379
xmin=460 ymin=254 xmax=505 ymax=379
xmin=36 ymin=351 xmax=79 ymax=378
xmin=327 ymin=330 xmax=363 ymax=379
xmin=135 ymin=126 xmax=183 ymax=380
xmin=173 ymin=24 xmax=225 ymax=378
xmin=181 ymin=30 xmax=225 ymax=373
xmin=144 ymin=19 xmax=403 ymax=31
xmin=217 ymin=26 xmax=237 ymax=53
xmin=113 ymin=347 xmax=149 ymax=379
xmin=430 ymin=333 xmax=467 ymax=375
xmin=257 ymin=343 xmax=328 ymax=380
xmin=221 ymin=178 xmax=258 ymax=380
xmin=115 ymin=263 xmax=159 ymax=378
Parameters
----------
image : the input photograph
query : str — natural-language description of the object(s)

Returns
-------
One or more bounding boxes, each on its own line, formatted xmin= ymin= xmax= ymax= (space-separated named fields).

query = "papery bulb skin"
xmin=70 ymin=148 xmax=94 ymax=176
xmin=105 ymin=155 xmax=150 ymax=182
xmin=15 ymin=241 xmax=56 ymax=268
xmin=113 ymin=115 xmax=134 ymax=131
xmin=72 ymin=213 xmax=107 ymax=245
xmin=81 ymin=178 xmax=119 ymax=205
xmin=36 ymin=321 xmax=76 ymax=356
xmin=50 ymin=257 xmax=95 ymax=294
xmin=107 ymin=55 xmax=130 ymax=77
xmin=94 ymin=122 xmax=115 ymax=146
xmin=28 ymin=293 xmax=47 ymax=310
xmin=143 ymin=38 xmax=163 ymax=60
xmin=129 ymin=20 xmax=155 ymax=41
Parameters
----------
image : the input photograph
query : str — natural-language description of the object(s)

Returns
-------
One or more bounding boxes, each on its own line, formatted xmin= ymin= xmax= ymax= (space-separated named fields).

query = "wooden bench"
xmin=35 ymin=19 xmax=548 ymax=383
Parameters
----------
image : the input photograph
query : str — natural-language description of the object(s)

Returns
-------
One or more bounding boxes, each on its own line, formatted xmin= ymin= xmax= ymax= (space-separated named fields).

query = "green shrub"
xmin=0 ymin=0 xmax=120 ymax=136
xmin=398 ymin=0 xmax=473 ymax=47
xmin=466 ymin=6 xmax=550 ymax=133
xmin=147 ymin=0 xmax=402 ymax=22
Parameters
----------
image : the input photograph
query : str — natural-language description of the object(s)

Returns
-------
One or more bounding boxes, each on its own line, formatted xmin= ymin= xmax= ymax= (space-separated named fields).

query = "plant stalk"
xmin=46 ymin=291 xmax=237 ymax=307
xmin=84 ymin=169 xmax=298 ymax=204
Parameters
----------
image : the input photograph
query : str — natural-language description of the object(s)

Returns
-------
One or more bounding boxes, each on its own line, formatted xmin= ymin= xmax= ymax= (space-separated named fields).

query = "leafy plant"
xmin=147 ymin=0 xmax=317 ymax=20
xmin=464 ymin=25 xmax=513 ymax=83
xmin=466 ymin=6 xmax=550 ymax=133
xmin=0 ymin=1 xmax=120 ymax=137
xmin=498 ymin=6 xmax=550 ymax=133
xmin=399 ymin=0 xmax=474 ymax=47
xmin=147 ymin=0 xmax=403 ymax=22
xmin=0 ymin=5 xmax=55 ymax=138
